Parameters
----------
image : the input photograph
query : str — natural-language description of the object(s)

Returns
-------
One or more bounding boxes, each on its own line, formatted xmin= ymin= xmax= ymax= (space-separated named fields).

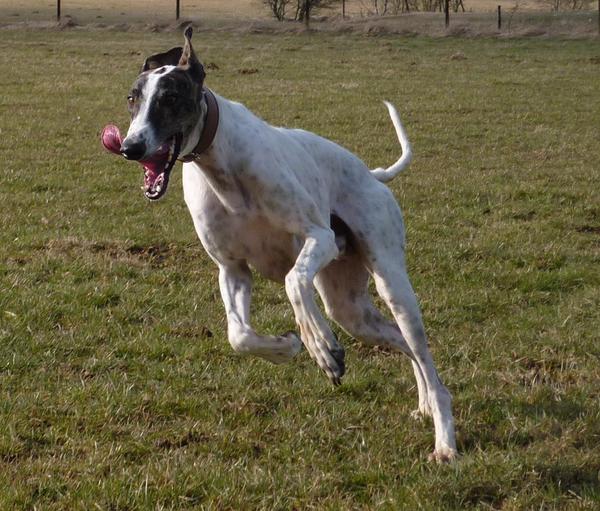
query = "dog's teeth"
xmin=155 ymin=185 xmax=162 ymax=193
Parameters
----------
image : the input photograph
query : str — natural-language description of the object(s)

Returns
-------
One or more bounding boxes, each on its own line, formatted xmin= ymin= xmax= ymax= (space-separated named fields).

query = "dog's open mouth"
xmin=140 ymin=134 xmax=182 ymax=201
xmin=101 ymin=125 xmax=182 ymax=201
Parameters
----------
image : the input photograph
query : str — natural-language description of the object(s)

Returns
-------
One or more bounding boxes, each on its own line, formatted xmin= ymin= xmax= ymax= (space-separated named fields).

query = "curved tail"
xmin=370 ymin=101 xmax=413 ymax=183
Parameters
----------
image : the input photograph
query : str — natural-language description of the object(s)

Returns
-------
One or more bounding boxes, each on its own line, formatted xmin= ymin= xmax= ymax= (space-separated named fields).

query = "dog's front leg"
xmin=218 ymin=262 xmax=303 ymax=364
xmin=285 ymin=227 xmax=346 ymax=385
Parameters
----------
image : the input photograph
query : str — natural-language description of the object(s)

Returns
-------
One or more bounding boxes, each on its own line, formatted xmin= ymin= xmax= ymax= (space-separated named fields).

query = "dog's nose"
xmin=120 ymin=140 xmax=147 ymax=161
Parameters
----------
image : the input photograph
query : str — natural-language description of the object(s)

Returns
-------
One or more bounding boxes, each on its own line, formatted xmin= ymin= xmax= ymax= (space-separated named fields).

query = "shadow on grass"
xmin=531 ymin=459 xmax=600 ymax=497
xmin=458 ymin=389 xmax=586 ymax=454
xmin=515 ymin=394 xmax=585 ymax=422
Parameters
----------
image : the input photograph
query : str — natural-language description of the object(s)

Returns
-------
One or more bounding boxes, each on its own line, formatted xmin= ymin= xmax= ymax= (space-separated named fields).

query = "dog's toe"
xmin=330 ymin=375 xmax=342 ymax=386
xmin=410 ymin=409 xmax=425 ymax=422
xmin=327 ymin=332 xmax=345 ymax=376
xmin=410 ymin=404 xmax=433 ymax=421
xmin=321 ymin=336 xmax=345 ymax=385
xmin=428 ymin=447 xmax=459 ymax=464
xmin=324 ymin=350 xmax=345 ymax=386
xmin=310 ymin=347 xmax=345 ymax=385
xmin=330 ymin=346 xmax=345 ymax=376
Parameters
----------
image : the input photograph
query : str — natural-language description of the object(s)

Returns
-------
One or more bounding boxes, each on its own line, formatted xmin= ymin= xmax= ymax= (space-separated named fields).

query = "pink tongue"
xmin=101 ymin=124 xmax=169 ymax=175
xmin=101 ymin=125 xmax=123 ymax=155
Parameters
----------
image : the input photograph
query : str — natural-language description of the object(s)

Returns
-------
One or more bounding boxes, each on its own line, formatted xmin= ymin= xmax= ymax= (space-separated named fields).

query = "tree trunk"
xmin=305 ymin=0 xmax=310 ymax=28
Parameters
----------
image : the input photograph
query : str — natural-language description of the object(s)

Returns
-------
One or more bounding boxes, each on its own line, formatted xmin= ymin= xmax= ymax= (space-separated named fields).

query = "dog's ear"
xmin=178 ymin=26 xmax=206 ymax=84
xmin=141 ymin=46 xmax=183 ymax=73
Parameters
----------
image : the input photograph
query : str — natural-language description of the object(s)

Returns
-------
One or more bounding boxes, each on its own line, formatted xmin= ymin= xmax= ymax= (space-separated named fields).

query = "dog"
xmin=114 ymin=27 xmax=457 ymax=462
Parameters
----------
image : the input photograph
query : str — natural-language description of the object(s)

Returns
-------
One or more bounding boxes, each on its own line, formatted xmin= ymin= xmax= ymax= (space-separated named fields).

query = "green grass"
xmin=1 ymin=29 xmax=600 ymax=509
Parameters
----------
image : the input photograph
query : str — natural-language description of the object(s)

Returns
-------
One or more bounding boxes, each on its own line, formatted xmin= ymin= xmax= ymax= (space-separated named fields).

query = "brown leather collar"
xmin=179 ymin=88 xmax=219 ymax=162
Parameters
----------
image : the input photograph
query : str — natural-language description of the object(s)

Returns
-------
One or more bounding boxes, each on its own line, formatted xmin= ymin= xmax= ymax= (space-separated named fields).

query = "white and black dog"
xmin=116 ymin=27 xmax=456 ymax=461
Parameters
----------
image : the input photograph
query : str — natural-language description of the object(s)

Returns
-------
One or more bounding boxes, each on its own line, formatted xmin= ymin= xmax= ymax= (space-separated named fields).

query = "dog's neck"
xmin=179 ymin=88 xmax=219 ymax=163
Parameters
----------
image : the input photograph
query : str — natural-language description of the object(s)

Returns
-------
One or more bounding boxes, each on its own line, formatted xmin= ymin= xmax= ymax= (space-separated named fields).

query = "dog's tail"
xmin=370 ymin=101 xmax=413 ymax=183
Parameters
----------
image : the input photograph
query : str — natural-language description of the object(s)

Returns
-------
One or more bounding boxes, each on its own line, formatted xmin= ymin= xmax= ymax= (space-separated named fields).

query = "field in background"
xmin=0 ymin=0 xmax=262 ymax=23
xmin=1 ymin=0 xmax=599 ymax=38
xmin=1 ymin=0 xmax=575 ymax=20
xmin=1 ymin=28 xmax=600 ymax=509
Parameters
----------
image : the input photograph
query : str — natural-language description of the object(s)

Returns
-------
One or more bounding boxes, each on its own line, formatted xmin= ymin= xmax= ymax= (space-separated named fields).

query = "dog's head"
xmin=120 ymin=26 xmax=206 ymax=200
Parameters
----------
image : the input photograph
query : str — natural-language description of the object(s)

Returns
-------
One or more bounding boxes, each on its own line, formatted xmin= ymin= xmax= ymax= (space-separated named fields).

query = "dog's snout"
xmin=120 ymin=140 xmax=147 ymax=161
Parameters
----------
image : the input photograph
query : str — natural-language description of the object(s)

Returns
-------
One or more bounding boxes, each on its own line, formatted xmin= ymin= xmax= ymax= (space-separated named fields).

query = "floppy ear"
xmin=141 ymin=46 xmax=183 ymax=72
xmin=177 ymin=26 xmax=206 ymax=84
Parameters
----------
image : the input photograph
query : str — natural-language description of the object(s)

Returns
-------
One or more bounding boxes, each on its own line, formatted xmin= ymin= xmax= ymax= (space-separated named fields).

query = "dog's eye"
xmin=127 ymin=95 xmax=135 ymax=106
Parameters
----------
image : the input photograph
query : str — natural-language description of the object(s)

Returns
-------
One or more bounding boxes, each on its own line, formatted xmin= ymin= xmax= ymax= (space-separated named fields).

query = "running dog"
xmin=106 ymin=27 xmax=457 ymax=462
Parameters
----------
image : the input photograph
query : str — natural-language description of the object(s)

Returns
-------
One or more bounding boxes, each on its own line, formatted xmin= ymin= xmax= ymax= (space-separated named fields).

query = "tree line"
xmin=265 ymin=0 xmax=595 ymax=23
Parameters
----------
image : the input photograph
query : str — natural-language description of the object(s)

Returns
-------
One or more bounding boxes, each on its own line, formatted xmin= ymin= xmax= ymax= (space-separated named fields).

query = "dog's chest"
xmin=183 ymin=169 xmax=299 ymax=281
xmin=205 ymin=212 xmax=299 ymax=282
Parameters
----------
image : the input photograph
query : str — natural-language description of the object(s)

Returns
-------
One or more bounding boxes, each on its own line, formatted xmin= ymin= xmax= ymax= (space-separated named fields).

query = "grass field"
xmin=1 ymin=28 xmax=600 ymax=509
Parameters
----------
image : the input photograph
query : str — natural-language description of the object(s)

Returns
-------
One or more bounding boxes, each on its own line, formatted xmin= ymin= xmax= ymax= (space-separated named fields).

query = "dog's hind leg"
xmin=372 ymin=265 xmax=456 ymax=462
xmin=334 ymin=184 xmax=456 ymax=461
xmin=362 ymin=206 xmax=456 ymax=461
xmin=218 ymin=262 xmax=303 ymax=364
xmin=315 ymin=255 xmax=432 ymax=419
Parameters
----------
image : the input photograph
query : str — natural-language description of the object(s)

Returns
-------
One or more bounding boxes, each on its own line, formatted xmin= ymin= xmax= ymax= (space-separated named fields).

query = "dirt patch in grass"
xmin=576 ymin=224 xmax=600 ymax=235
xmin=40 ymin=237 xmax=199 ymax=268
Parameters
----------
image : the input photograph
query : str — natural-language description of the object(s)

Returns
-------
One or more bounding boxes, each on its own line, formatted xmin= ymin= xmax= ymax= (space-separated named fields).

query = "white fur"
xmin=370 ymin=101 xmax=413 ymax=182
xmin=174 ymin=93 xmax=458 ymax=462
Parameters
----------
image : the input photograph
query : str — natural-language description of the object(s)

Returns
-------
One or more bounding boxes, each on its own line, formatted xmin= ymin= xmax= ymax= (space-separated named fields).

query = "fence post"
xmin=598 ymin=0 xmax=599 ymax=36
xmin=176 ymin=0 xmax=180 ymax=20
xmin=497 ymin=5 xmax=501 ymax=30
xmin=444 ymin=0 xmax=449 ymax=28
xmin=342 ymin=0 xmax=345 ymax=19
xmin=57 ymin=0 xmax=61 ymax=21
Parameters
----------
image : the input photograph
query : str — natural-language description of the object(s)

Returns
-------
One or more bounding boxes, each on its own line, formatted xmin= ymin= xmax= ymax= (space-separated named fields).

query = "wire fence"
xmin=1 ymin=0 xmax=598 ymax=37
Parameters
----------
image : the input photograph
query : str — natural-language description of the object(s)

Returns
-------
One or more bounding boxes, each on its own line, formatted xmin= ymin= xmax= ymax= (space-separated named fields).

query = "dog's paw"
xmin=282 ymin=331 xmax=303 ymax=357
xmin=428 ymin=446 xmax=459 ymax=464
xmin=410 ymin=409 xmax=426 ymax=422
xmin=410 ymin=403 xmax=433 ymax=421
xmin=261 ymin=331 xmax=303 ymax=364
xmin=316 ymin=342 xmax=345 ymax=386
xmin=327 ymin=344 xmax=345 ymax=386
xmin=302 ymin=339 xmax=345 ymax=385
xmin=296 ymin=326 xmax=345 ymax=385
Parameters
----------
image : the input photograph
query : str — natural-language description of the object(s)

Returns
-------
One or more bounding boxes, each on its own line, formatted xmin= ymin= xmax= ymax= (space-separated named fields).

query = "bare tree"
xmin=372 ymin=0 xmax=389 ymax=14
xmin=452 ymin=0 xmax=465 ymax=11
xmin=545 ymin=0 xmax=592 ymax=9
xmin=264 ymin=0 xmax=338 ymax=24
xmin=363 ymin=0 xmax=463 ymax=12
xmin=295 ymin=0 xmax=339 ymax=27
xmin=264 ymin=0 xmax=290 ymax=20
